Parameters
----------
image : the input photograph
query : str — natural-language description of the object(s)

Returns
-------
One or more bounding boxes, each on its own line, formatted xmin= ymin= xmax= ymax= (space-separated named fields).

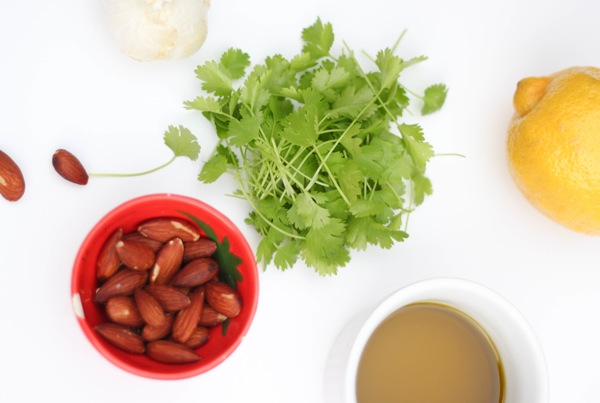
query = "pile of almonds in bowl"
xmin=94 ymin=217 xmax=242 ymax=364
xmin=71 ymin=194 xmax=258 ymax=380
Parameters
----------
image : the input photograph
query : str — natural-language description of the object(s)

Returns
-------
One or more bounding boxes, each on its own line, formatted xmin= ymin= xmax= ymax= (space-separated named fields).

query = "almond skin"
xmin=0 ymin=150 xmax=25 ymax=202
xmin=122 ymin=231 xmax=164 ymax=252
xmin=171 ymin=257 xmax=219 ymax=288
xmin=95 ymin=268 xmax=148 ymax=303
xmin=142 ymin=314 xmax=175 ymax=342
xmin=138 ymin=217 xmax=200 ymax=243
xmin=198 ymin=305 xmax=228 ymax=327
xmin=146 ymin=340 xmax=200 ymax=364
xmin=134 ymin=288 xmax=167 ymax=327
xmin=115 ymin=239 xmax=156 ymax=271
xmin=183 ymin=326 xmax=210 ymax=349
xmin=172 ymin=286 xmax=205 ymax=343
xmin=52 ymin=149 xmax=89 ymax=185
xmin=105 ymin=296 xmax=145 ymax=327
xmin=95 ymin=323 xmax=145 ymax=354
xmin=96 ymin=228 xmax=123 ymax=282
xmin=183 ymin=238 xmax=217 ymax=262
xmin=206 ymin=281 xmax=242 ymax=318
xmin=144 ymin=284 xmax=190 ymax=312
xmin=149 ymin=238 xmax=184 ymax=285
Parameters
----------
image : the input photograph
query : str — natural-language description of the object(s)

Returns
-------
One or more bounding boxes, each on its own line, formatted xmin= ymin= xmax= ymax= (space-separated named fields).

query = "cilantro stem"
xmin=89 ymin=155 xmax=177 ymax=178
xmin=269 ymin=137 xmax=298 ymax=200
xmin=232 ymin=172 xmax=305 ymax=240
xmin=403 ymin=180 xmax=416 ymax=231
xmin=255 ymin=158 xmax=278 ymax=199
xmin=306 ymin=105 xmax=377 ymax=200
xmin=347 ymin=46 xmax=395 ymax=122
xmin=401 ymin=84 xmax=424 ymax=101
xmin=384 ymin=180 xmax=406 ymax=210
xmin=391 ymin=29 xmax=408 ymax=53
xmin=311 ymin=145 xmax=351 ymax=205
xmin=434 ymin=152 xmax=466 ymax=158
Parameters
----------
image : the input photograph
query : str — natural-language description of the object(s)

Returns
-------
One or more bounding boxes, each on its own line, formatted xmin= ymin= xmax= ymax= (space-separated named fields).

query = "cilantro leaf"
xmin=264 ymin=55 xmax=296 ymax=92
xmin=273 ymin=240 xmax=301 ymax=270
xmin=301 ymin=218 xmax=350 ymax=275
xmin=327 ymin=156 xmax=363 ymax=203
xmin=228 ymin=116 xmax=260 ymax=146
xmin=216 ymin=144 xmax=240 ymax=167
xmin=281 ymin=105 xmax=319 ymax=146
xmin=240 ymin=66 xmax=271 ymax=112
xmin=256 ymin=236 xmax=276 ymax=268
xmin=256 ymin=225 xmax=288 ymax=269
xmin=332 ymin=86 xmax=375 ymax=120
xmin=375 ymin=49 xmax=403 ymax=89
xmin=183 ymin=96 xmax=222 ymax=113
xmin=287 ymin=192 xmax=331 ymax=230
xmin=301 ymin=18 xmax=334 ymax=59
xmin=290 ymin=52 xmax=316 ymax=72
xmin=312 ymin=66 xmax=351 ymax=91
xmin=198 ymin=153 xmax=228 ymax=183
xmin=412 ymin=171 xmax=433 ymax=205
xmin=195 ymin=61 xmax=233 ymax=96
xmin=346 ymin=216 xmax=408 ymax=251
xmin=164 ymin=125 xmax=200 ymax=160
xmin=398 ymin=123 xmax=434 ymax=170
xmin=220 ymin=48 xmax=251 ymax=80
xmin=400 ymin=55 xmax=428 ymax=70
xmin=421 ymin=83 xmax=448 ymax=115
xmin=338 ymin=123 xmax=362 ymax=156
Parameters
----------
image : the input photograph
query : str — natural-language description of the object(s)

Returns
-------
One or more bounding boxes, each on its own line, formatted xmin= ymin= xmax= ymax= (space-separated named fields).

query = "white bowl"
xmin=324 ymin=278 xmax=548 ymax=402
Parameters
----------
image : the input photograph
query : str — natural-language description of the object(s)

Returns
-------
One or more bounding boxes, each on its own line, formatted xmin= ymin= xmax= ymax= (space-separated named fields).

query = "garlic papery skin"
xmin=104 ymin=0 xmax=210 ymax=61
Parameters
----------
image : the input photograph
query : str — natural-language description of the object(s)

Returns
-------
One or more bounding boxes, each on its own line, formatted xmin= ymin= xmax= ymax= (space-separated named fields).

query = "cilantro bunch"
xmin=185 ymin=18 xmax=447 ymax=275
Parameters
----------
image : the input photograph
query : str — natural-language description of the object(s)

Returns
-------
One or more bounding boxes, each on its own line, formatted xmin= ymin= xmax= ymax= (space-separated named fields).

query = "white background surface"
xmin=1 ymin=0 xmax=599 ymax=402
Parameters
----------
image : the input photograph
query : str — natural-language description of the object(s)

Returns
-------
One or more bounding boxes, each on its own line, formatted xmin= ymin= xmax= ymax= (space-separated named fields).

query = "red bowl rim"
xmin=70 ymin=193 xmax=259 ymax=380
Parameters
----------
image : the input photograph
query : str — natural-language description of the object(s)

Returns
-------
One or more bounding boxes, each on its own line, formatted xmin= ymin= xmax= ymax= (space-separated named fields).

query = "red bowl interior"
xmin=71 ymin=194 xmax=259 ymax=380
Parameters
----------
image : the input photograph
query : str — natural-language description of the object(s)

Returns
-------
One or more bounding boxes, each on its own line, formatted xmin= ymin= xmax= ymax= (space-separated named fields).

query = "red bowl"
xmin=71 ymin=194 xmax=259 ymax=380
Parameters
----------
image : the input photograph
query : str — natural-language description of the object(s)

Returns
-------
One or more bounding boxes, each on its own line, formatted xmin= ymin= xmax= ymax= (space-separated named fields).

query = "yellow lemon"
xmin=507 ymin=66 xmax=600 ymax=235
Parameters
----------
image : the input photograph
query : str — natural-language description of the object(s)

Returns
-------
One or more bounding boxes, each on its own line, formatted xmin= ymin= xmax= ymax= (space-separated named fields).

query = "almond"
xmin=138 ymin=217 xmax=200 ymax=243
xmin=149 ymin=238 xmax=184 ymax=285
xmin=142 ymin=314 xmax=175 ymax=342
xmin=172 ymin=286 xmax=205 ymax=343
xmin=134 ymin=288 xmax=166 ymax=327
xmin=146 ymin=340 xmax=200 ymax=364
xmin=171 ymin=257 xmax=219 ymax=288
xmin=52 ymin=149 xmax=89 ymax=185
xmin=95 ymin=323 xmax=145 ymax=354
xmin=105 ymin=296 xmax=145 ymax=327
xmin=96 ymin=228 xmax=123 ymax=282
xmin=198 ymin=305 xmax=228 ymax=327
xmin=183 ymin=326 xmax=210 ymax=349
xmin=122 ymin=231 xmax=164 ymax=252
xmin=144 ymin=284 xmax=190 ymax=312
xmin=95 ymin=268 xmax=148 ymax=303
xmin=174 ymin=286 xmax=191 ymax=296
xmin=206 ymin=281 xmax=242 ymax=318
xmin=183 ymin=238 xmax=217 ymax=261
xmin=115 ymin=239 xmax=155 ymax=271
xmin=0 ymin=150 xmax=25 ymax=202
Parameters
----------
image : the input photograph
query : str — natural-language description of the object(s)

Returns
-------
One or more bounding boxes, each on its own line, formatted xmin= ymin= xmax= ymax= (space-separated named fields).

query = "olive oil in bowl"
xmin=356 ymin=302 xmax=504 ymax=403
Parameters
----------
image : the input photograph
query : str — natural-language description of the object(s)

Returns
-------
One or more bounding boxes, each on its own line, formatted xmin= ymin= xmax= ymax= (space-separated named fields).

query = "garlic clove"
xmin=104 ymin=0 xmax=210 ymax=62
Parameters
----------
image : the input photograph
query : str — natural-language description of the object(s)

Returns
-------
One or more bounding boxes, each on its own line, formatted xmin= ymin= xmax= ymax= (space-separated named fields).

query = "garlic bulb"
xmin=104 ymin=0 xmax=210 ymax=61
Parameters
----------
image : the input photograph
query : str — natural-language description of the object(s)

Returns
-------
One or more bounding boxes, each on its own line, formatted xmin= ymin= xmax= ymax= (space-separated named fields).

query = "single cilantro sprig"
xmin=185 ymin=18 xmax=447 ymax=276
xmin=88 ymin=125 xmax=200 ymax=178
